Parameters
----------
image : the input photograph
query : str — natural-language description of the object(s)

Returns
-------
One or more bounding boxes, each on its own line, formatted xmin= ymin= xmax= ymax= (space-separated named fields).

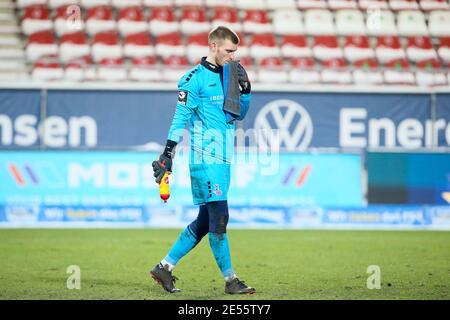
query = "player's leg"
xmin=150 ymin=205 xmax=209 ymax=293
xmin=207 ymin=200 xmax=255 ymax=294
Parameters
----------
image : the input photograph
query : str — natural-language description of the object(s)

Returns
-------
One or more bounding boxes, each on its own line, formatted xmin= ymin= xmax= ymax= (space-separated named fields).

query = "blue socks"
xmin=208 ymin=232 xmax=235 ymax=278
xmin=163 ymin=226 xmax=198 ymax=267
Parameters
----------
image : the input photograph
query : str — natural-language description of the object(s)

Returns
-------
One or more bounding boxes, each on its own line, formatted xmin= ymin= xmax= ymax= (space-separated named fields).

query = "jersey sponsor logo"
xmin=213 ymin=184 xmax=223 ymax=196
xmin=178 ymin=91 xmax=188 ymax=105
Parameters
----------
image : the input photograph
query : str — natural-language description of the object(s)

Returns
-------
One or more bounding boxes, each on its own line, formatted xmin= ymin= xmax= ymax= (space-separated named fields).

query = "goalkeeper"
xmin=149 ymin=26 xmax=255 ymax=295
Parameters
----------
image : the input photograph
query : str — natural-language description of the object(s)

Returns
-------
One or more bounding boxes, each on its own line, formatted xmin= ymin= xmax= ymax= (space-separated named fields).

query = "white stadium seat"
xmin=336 ymin=9 xmax=367 ymax=36
xmin=273 ymin=10 xmax=304 ymax=35
xmin=305 ymin=9 xmax=335 ymax=35
xmin=397 ymin=10 xmax=428 ymax=36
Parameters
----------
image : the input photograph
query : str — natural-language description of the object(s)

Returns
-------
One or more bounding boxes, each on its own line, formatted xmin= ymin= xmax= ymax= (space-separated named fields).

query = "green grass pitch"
xmin=0 ymin=229 xmax=449 ymax=300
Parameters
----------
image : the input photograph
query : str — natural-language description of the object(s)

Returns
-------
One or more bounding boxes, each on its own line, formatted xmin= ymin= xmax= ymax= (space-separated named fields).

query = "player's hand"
xmin=152 ymin=154 xmax=172 ymax=184
xmin=237 ymin=63 xmax=251 ymax=94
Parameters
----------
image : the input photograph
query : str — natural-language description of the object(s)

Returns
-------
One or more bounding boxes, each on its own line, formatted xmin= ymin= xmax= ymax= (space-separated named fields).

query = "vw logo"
xmin=254 ymin=99 xmax=313 ymax=151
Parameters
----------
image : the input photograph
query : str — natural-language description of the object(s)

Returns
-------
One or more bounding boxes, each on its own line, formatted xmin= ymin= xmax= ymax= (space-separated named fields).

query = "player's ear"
xmin=209 ymin=41 xmax=217 ymax=52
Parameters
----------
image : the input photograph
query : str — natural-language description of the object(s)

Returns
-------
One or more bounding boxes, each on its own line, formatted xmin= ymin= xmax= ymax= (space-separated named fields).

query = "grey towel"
xmin=223 ymin=60 xmax=241 ymax=123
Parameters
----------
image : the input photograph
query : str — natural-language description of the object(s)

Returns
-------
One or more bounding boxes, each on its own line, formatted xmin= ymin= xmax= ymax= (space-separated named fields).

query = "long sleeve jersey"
xmin=167 ymin=57 xmax=251 ymax=164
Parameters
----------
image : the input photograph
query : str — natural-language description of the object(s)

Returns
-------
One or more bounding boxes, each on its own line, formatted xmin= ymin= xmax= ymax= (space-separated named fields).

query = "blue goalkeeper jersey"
xmin=167 ymin=57 xmax=251 ymax=164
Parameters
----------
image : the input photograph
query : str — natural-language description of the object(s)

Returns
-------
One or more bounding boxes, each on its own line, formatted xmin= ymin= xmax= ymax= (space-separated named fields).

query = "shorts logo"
xmin=213 ymin=184 xmax=222 ymax=196
xmin=178 ymin=91 xmax=188 ymax=105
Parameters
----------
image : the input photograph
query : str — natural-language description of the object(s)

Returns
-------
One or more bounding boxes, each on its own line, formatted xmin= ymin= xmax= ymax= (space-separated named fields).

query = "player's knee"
xmin=209 ymin=213 xmax=229 ymax=234
xmin=189 ymin=218 xmax=209 ymax=242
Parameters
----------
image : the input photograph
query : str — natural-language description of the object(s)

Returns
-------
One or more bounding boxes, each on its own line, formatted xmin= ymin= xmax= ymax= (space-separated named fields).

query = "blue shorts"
xmin=189 ymin=163 xmax=230 ymax=205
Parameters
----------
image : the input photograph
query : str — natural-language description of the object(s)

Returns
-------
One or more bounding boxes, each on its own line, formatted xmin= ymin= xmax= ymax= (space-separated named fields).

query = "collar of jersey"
xmin=201 ymin=57 xmax=222 ymax=73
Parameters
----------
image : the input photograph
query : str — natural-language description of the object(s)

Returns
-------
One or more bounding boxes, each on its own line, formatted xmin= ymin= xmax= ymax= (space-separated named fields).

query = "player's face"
xmin=213 ymin=39 xmax=237 ymax=67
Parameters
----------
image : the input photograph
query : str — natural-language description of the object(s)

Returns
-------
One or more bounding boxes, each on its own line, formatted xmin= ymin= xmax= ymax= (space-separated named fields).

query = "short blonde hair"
xmin=208 ymin=26 xmax=240 ymax=45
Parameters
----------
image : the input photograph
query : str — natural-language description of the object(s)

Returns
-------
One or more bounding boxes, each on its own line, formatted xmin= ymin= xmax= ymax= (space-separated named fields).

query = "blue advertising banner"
xmin=368 ymin=152 xmax=450 ymax=205
xmin=0 ymin=151 xmax=362 ymax=224
xmin=245 ymin=93 xmax=434 ymax=150
xmin=0 ymin=90 xmax=41 ymax=149
xmin=436 ymin=93 xmax=450 ymax=147
xmin=2 ymin=90 xmax=449 ymax=150
xmin=45 ymin=90 xmax=176 ymax=149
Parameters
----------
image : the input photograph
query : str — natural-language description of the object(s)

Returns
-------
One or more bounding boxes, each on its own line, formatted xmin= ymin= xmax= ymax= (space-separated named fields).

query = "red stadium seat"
xmin=405 ymin=36 xmax=438 ymax=63
xmin=211 ymin=7 xmax=242 ymax=32
xmin=65 ymin=56 xmax=95 ymax=81
xmin=281 ymin=35 xmax=312 ymax=58
xmin=258 ymin=57 xmax=288 ymax=83
xmin=21 ymin=5 xmax=53 ymax=35
xmin=344 ymin=36 xmax=375 ymax=63
xmin=186 ymin=33 xmax=209 ymax=63
xmin=242 ymin=10 xmax=273 ymax=34
xmin=321 ymin=58 xmax=352 ymax=84
xmin=86 ymin=6 xmax=117 ymax=36
xmin=91 ymin=31 xmax=123 ymax=62
xmin=384 ymin=58 xmax=415 ymax=84
xmin=437 ymin=37 xmax=450 ymax=63
xmin=415 ymin=58 xmax=447 ymax=86
xmin=124 ymin=32 xmax=155 ymax=58
xmin=313 ymin=36 xmax=343 ymax=61
xmin=59 ymin=31 xmax=90 ymax=63
xmin=249 ymin=34 xmax=281 ymax=60
xmin=375 ymin=36 xmax=406 ymax=64
xmin=118 ymin=6 xmax=148 ymax=36
xmin=97 ymin=57 xmax=127 ymax=81
xmin=129 ymin=56 xmax=162 ymax=82
xmin=26 ymin=30 xmax=58 ymax=61
xmin=289 ymin=57 xmax=320 ymax=83
xmin=32 ymin=56 xmax=64 ymax=81
xmin=148 ymin=6 xmax=180 ymax=36
xmin=352 ymin=58 xmax=383 ymax=84
xmin=180 ymin=6 xmax=211 ymax=35
xmin=54 ymin=5 xmax=85 ymax=37
xmin=162 ymin=55 xmax=190 ymax=82
xmin=155 ymin=32 xmax=186 ymax=58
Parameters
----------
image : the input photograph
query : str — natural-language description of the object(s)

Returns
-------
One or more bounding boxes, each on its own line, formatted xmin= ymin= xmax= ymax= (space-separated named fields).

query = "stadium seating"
xmin=257 ymin=57 xmax=288 ymax=83
xmin=148 ymin=6 xmax=180 ymax=36
xmin=123 ymin=32 xmax=154 ymax=58
xmin=281 ymin=35 xmax=312 ymax=58
xmin=180 ymin=6 xmax=210 ymax=35
xmin=211 ymin=7 xmax=242 ymax=32
xmin=289 ymin=57 xmax=320 ymax=83
xmin=321 ymin=58 xmax=352 ymax=84
xmin=117 ymin=6 xmax=148 ymax=36
xmin=336 ymin=9 xmax=367 ymax=35
xmin=352 ymin=58 xmax=384 ymax=84
xmin=26 ymin=30 xmax=58 ymax=61
xmin=272 ymin=10 xmax=304 ymax=35
xmin=59 ymin=31 xmax=90 ymax=62
xmin=8 ymin=0 xmax=449 ymax=85
xmin=344 ymin=36 xmax=375 ymax=62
